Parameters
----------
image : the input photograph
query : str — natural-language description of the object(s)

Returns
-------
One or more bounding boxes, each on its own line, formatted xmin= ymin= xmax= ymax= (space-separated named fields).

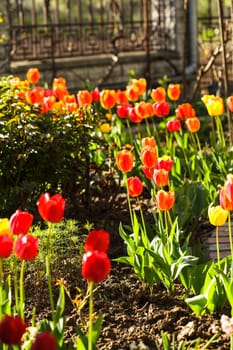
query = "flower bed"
xmin=0 ymin=68 xmax=233 ymax=349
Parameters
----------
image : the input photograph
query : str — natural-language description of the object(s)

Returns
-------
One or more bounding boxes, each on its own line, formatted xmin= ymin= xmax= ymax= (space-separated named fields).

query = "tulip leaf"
xmin=185 ymin=294 xmax=207 ymax=316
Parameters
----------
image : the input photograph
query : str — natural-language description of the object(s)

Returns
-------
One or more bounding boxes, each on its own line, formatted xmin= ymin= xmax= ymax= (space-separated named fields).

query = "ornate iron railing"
xmin=6 ymin=0 xmax=176 ymax=61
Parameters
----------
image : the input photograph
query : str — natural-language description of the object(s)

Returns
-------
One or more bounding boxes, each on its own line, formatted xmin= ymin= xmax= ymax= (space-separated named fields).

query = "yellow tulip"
xmin=100 ymin=123 xmax=111 ymax=134
xmin=0 ymin=218 xmax=12 ymax=236
xmin=208 ymin=205 xmax=229 ymax=226
xmin=202 ymin=95 xmax=224 ymax=116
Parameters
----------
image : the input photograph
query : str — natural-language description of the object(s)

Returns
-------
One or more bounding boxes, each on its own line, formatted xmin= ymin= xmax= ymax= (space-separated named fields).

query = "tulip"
xmin=155 ymin=156 xmax=173 ymax=172
xmin=77 ymin=90 xmax=93 ymax=106
xmin=134 ymin=101 xmax=149 ymax=118
xmin=0 ymin=234 xmax=14 ymax=258
xmin=142 ymin=136 xmax=156 ymax=149
xmin=100 ymin=123 xmax=111 ymax=134
xmin=37 ymin=193 xmax=65 ymax=223
xmin=26 ymin=67 xmax=40 ymax=84
xmin=14 ymin=234 xmax=39 ymax=260
xmin=0 ymin=219 xmax=12 ymax=236
xmin=202 ymin=95 xmax=224 ymax=116
xmin=31 ymin=331 xmax=57 ymax=350
xmin=153 ymin=101 xmax=170 ymax=118
xmin=185 ymin=117 xmax=201 ymax=133
xmin=84 ymin=229 xmax=110 ymax=253
xmin=167 ymin=84 xmax=181 ymax=101
xmin=125 ymin=84 xmax=140 ymax=102
xmin=127 ymin=176 xmax=143 ymax=197
xmin=220 ymin=187 xmax=233 ymax=211
xmin=100 ymin=89 xmax=116 ymax=109
xmin=0 ymin=315 xmax=27 ymax=345
xmin=142 ymin=165 xmax=154 ymax=180
xmin=116 ymin=149 xmax=134 ymax=173
xmin=141 ymin=146 xmax=157 ymax=168
xmin=151 ymin=86 xmax=166 ymax=102
xmin=208 ymin=205 xmax=229 ymax=226
xmin=224 ymin=174 xmax=233 ymax=203
xmin=9 ymin=209 xmax=34 ymax=235
xmin=91 ymin=89 xmax=100 ymax=102
xmin=131 ymin=78 xmax=147 ymax=96
xmin=116 ymin=90 xmax=128 ymax=105
xmin=175 ymin=103 xmax=196 ymax=120
xmin=227 ymin=96 xmax=233 ymax=112
xmin=82 ymin=250 xmax=111 ymax=283
xmin=128 ymin=107 xmax=143 ymax=123
xmin=116 ymin=104 xmax=131 ymax=118
xmin=166 ymin=118 xmax=181 ymax=132
xmin=156 ymin=190 xmax=175 ymax=211
xmin=153 ymin=169 xmax=169 ymax=187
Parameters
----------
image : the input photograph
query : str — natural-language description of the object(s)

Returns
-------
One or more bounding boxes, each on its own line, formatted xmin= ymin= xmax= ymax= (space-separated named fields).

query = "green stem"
xmin=126 ymin=119 xmax=133 ymax=145
xmin=137 ymin=197 xmax=147 ymax=236
xmin=46 ymin=254 xmax=54 ymax=319
xmin=13 ymin=258 xmax=19 ymax=315
xmin=216 ymin=226 xmax=220 ymax=266
xmin=228 ymin=215 xmax=233 ymax=279
xmin=19 ymin=259 xmax=26 ymax=320
xmin=46 ymin=222 xmax=55 ymax=320
xmin=88 ymin=281 xmax=94 ymax=350
xmin=124 ymin=174 xmax=134 ymax=232
xmin=215 ymin=115 xmax=226 ymax=149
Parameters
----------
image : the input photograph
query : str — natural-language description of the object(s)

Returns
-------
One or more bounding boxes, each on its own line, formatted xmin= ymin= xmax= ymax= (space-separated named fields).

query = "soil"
xmin=23 ymin=192 xmax=231 ymax=349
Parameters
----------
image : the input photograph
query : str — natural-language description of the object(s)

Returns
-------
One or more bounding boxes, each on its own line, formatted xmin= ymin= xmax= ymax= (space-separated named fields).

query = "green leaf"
xmin=54 ymin=285 xmax=65 ymax=322
xmin=185 ymin=294 xmax=207 ymax=316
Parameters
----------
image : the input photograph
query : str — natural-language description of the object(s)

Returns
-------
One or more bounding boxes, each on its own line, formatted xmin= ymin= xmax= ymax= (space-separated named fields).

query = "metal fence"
xmin=6 ymin=0 xmax=176 ymax=62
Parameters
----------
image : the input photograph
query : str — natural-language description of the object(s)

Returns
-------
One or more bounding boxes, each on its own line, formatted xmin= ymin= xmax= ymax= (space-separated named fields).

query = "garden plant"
xmin=0 ymin=67 xmax=233 ymax=349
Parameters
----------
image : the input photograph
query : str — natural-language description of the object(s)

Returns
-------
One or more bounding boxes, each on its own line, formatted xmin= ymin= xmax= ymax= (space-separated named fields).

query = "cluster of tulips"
xmin=0 ymin=192 xmax=111 ymax=349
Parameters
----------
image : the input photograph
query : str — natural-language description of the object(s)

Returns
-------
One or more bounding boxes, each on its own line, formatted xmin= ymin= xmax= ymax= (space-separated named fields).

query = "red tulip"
xmin=153 ymin=101 xmax=170 ymax=118
xmin=142 ymin=166 xmax=155 ymax=180
xmin=116 ymin=104 xmax=131 ymax=119
xmin=82 ymin=250 xmax=111 ymax=283
xmin=128 ymin=107 xmax=143 ymax=123
xmin=141 ymin=146 xmax=157 ymax=168
xmin=9 ymin=209 xmax=34 ymax=235
xmin=31 ymin=331 xmax=57 ymax=350
xmin=116 ymin=90 xmax=128 ymax=105
xmin=185 ymin=117 xmax=200 ymax=133
xmin=116 ymin=149 xmax=134 ymax=173
xmin=153 ymin=169 xmax=169 ymax=187
xmin=14 ymin=234 xmax=39 ymax=260
xmin=156 ymin=190 xmax=175 ymax=211
xmin=0 ymin=234 xmax=14 ymax=258
xmin=91 ymin=89 xmax=100 ymax=102
xmin=224 ymin=174 xmax=233 ymax=203
xmin=166 ymin=119 xmax=181 ymax=132
xmin=0 ymin=315 xmax=27 ymax=345
xmin=84 ymin=230 xmax=110 ymax=253
xmin=155 ymin=156 xmax=173 ymax=172
xmin=37 ymin=193 xmax=65 ymax=223
xmin=26 ymin=67 xmax=40 ymax=84
xmin=127 ymin=176 xmax=143 ymax=197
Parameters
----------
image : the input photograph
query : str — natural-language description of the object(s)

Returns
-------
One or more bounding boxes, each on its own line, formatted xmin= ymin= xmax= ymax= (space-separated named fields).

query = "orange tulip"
xmin=132 ymin=78 xmax=147 ymax=96
xmin=134 ymin=101 xmax=149 ymax=118
xmin=128 ymin=107 xmax=143 ymax=123
xmin=127 ymin=176 xmax=143 ymax=197
xmin=151 ymin=87 xmax=166 ymax=102
xmin=100 ymin=89 xmax=116 ymax=109
xmin=167 ymin=84 xmax=181 ymax=101
xmin=142 ymin=136 xmax=156 ymax=149
xmin=77 ymin=90 xmax=93 ymax=106
xmin=116 ymin=90 xmax=128 ymax=105
xmin=156 ymin=190 xmax=175 ymax=211
xmin=153 ymin=169 xmax=169 ymax=187
xmin=116 ymin=149 xmax=134 ymax=173
xmin=185 ymin=117 xmax=201 ymax=133
xmin=227 ymin=96 xmax=233 ymax=112
xmin=142 ymin=166 xmax=155 ymax=180
xmin=175 ymin=103 xmax=196 ymax=120
xmin=141 ymin=146 xmax=157 ymax=168
xmin=26 ymin=67 xmax=40 ymax=84
xmin=125 ymin=84 xmax=140 ymax=102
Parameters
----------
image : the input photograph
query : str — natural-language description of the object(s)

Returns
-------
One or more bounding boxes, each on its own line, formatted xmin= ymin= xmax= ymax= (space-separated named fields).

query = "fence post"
xmin=0 ymin=2 xmax=11 ymax=74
